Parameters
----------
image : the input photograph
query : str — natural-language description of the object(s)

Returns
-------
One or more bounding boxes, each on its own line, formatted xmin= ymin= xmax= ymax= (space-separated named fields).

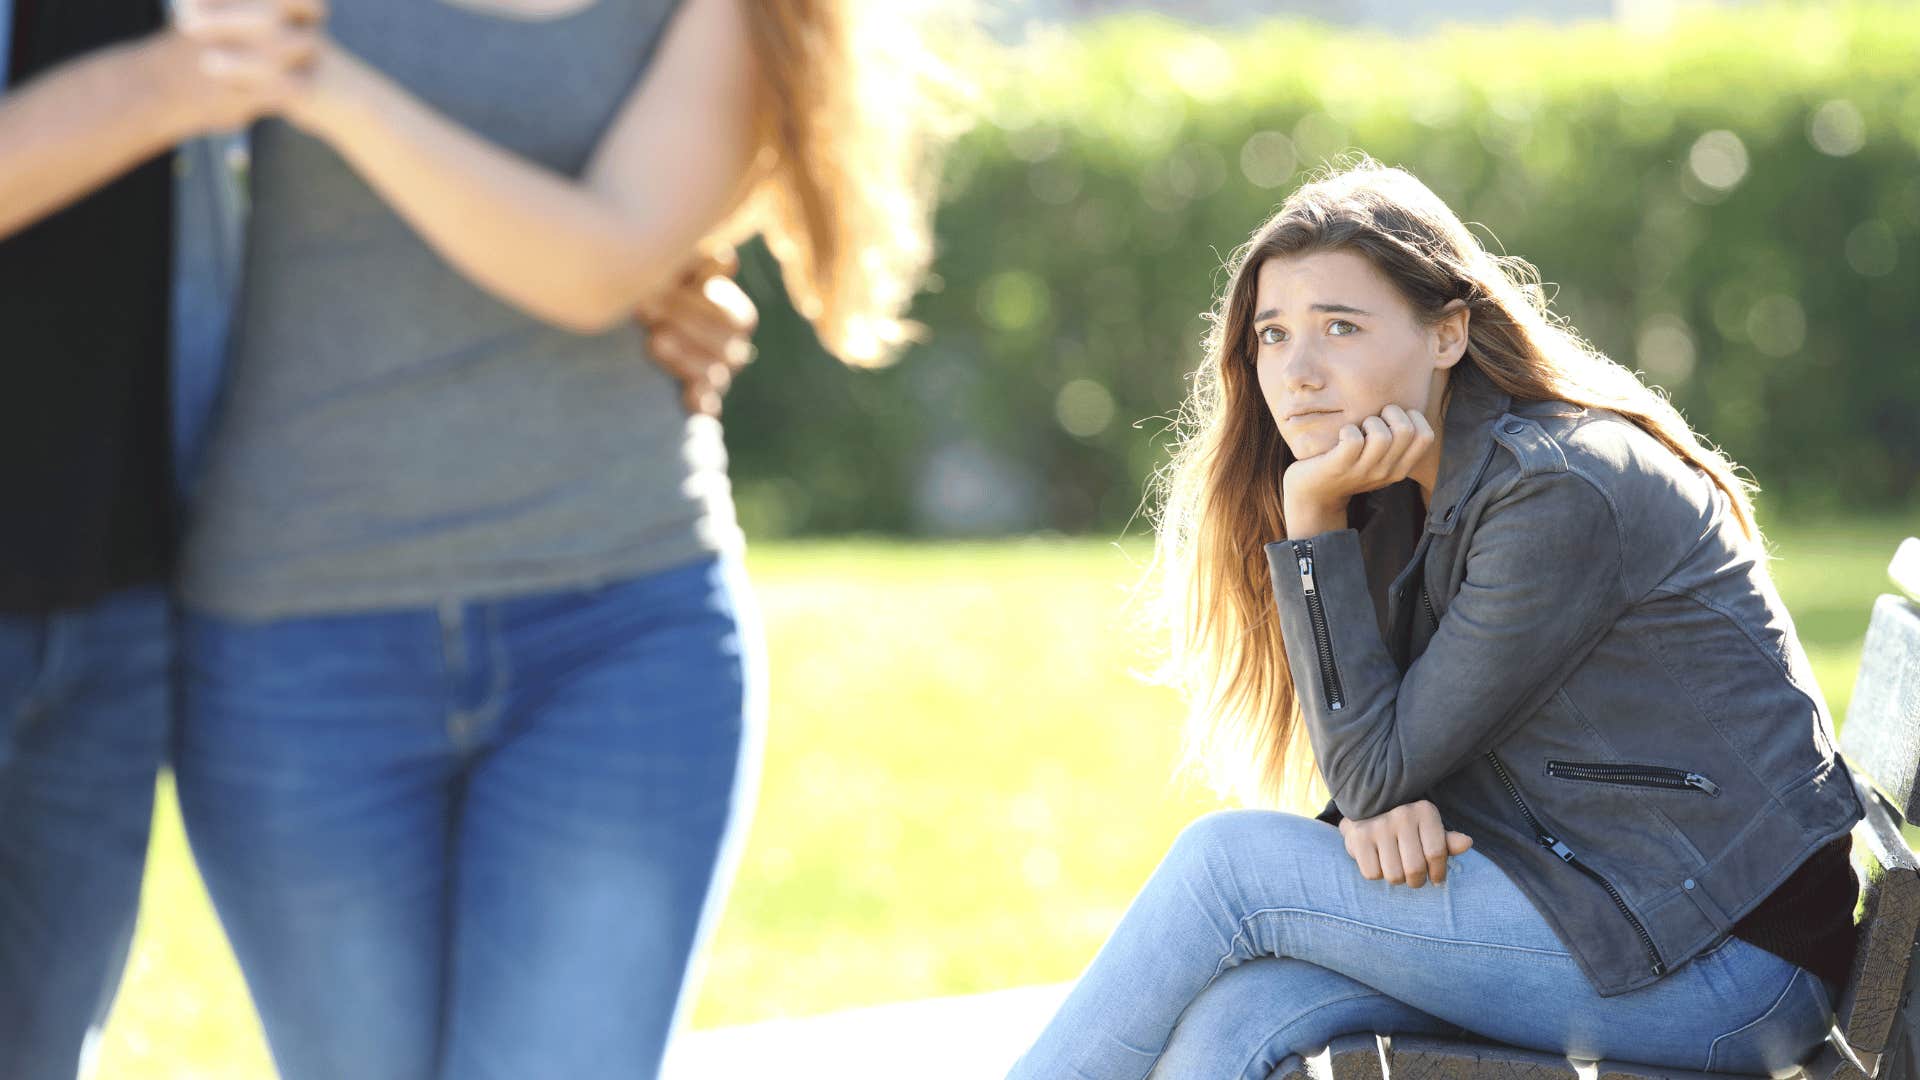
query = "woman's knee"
xmin=1163 ymin=808 xmax=1334 ymax=882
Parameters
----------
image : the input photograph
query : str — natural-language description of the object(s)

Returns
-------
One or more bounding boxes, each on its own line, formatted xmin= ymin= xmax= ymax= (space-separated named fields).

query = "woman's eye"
xmin=1257 ymin=326 xmax=1286 ymax=345
xmin=1329 ymin=320 xmax=1358 ymax=336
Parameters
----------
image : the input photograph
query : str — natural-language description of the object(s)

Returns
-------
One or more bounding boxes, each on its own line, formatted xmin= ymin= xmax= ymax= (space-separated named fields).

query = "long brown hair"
xmin=738 ymin=1 xmax=962 ymax=367
xmin=1149 ymin=155 xmax=1761 ymax=809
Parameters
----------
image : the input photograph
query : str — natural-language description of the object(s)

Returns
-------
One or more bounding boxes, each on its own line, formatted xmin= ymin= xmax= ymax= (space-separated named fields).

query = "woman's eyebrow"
xmin=1253 ymin=302 xmax=1376 ymax=320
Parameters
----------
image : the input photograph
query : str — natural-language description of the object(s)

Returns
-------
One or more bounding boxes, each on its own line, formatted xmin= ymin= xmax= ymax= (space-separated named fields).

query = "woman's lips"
xmin=1286 ymin=409 xmax=1341 ymax=423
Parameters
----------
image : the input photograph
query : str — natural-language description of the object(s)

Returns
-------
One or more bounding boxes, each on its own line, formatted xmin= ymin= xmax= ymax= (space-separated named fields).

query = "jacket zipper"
xmin=1420 ymin=582 xmax=1666 ymax=976
xmin=1486 ymin=751 xmax=1667 ymax=976
xmin=1292 ymin=540 xmax=1345 ymax=711
xmin=1546 ymin=760 xmax=1721 ymax=796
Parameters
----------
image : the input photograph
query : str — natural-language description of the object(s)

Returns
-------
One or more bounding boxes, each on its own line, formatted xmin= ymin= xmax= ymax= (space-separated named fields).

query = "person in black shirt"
xmin=0 ymin=8 xmax=323 ymax=1075
xmin=0 ymin=3 xmax=760 ymax=1074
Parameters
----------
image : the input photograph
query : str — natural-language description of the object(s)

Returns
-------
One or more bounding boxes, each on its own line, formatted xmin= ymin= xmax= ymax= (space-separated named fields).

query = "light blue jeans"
xmin=174 ymin=556 xmax=763 ymax=1080
xmin=1012 ymin=810 xmax=1834 ymax=1080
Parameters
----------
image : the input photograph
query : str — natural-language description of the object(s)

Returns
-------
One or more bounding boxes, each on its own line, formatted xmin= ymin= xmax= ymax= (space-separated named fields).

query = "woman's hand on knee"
xmin=1337 ymin=800 xmax=1471 ymax=888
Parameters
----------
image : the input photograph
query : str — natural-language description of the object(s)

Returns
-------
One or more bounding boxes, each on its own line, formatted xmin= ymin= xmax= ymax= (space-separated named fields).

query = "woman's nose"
xmin=1281 ymin=346 xmax=1325 ymax=393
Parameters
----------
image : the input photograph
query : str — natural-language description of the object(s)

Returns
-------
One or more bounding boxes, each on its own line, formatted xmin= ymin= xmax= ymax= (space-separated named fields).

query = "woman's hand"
xmin=1337 ymin=799 xmax=1471 ymax=888
xmin=169 ymin=0 xmax=327 ymax=128
xmin=186 ymin=0 xmax=761 ymax=335
xmin=1282 ymin=404 xmax=1434 ymax=536
xmin=638 ymin=247 xmax=760 ymax=418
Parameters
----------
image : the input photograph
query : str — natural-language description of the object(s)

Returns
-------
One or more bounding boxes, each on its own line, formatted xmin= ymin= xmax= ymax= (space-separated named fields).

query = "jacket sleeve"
xmin=1267 ymin=469 xmax=1628 ymax=821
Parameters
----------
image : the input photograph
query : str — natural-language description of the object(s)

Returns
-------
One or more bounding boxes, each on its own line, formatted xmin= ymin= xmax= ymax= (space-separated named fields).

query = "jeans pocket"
xmin=1704 ymin=967 xmax=1831 ymax=1074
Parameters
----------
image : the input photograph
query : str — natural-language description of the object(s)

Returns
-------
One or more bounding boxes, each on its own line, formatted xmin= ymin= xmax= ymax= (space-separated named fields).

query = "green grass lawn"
xmin=93 ymin=518 xmax=1913 ymax=1077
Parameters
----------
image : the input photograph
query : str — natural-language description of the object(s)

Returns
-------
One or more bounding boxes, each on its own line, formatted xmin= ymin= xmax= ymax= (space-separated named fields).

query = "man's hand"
xmin=1282 ymin=404 xmax=1434 ymax=535
xmin=1338 ymin=799 xmax=1472 ymax=888
xmin=164 ymin=0 xmax=328 ymax=131
xmin=638 ymin=246 xmax=758 ymax=418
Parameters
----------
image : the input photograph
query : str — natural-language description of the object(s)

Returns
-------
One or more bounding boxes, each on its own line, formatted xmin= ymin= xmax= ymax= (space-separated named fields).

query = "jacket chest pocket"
xmin=1545 ymin=760 xmax=1722 ymax=796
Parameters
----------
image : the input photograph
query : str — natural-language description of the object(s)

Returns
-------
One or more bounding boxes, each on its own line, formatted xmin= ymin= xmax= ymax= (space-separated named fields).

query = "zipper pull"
xmin=1684 ymin=773 xmax=1721 ymax=796
xmin=1538 ymin=834 xmax=1576 ymax=863
xmin=1295 ymin=545 xmax=1317 ymax=594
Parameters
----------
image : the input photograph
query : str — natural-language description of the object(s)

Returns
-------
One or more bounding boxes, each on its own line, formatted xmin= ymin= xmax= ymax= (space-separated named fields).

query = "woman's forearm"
xmin=0 ymin=36 xmax=206 ymax=242
xmin=1283 ymin=499 xmax=1350 ymax=540
xmin=289 ymin=46 xmax=700 ymax=335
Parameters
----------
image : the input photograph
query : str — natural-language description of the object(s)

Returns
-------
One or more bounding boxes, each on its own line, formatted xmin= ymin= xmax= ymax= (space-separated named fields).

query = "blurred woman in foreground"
xmin=168 ymin=1 xmax=953 ymax=1075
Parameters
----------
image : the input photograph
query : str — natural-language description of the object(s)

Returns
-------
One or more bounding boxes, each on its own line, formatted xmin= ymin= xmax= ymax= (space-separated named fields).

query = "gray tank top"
xmin=180 ymin=0 xmax=742 ymax=618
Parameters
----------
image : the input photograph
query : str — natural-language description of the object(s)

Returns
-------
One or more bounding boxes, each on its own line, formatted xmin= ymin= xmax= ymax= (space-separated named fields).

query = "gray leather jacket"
xmin=1266 ymin=362 xmax=1862 ymax=997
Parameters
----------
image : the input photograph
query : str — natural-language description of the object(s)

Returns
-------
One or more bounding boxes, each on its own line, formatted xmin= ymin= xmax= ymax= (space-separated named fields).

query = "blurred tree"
xmin=721 ymin=2 xmax=1920 ymax=537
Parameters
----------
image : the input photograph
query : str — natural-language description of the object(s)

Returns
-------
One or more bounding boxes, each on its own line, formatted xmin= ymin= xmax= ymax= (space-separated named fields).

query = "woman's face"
xmin=1250 ymin=249 xmax=1464 ymax=460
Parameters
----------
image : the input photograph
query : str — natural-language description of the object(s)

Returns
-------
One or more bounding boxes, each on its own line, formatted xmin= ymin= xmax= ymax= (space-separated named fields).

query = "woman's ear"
xmin=1431 ymin=299 xmax=1470 ymax=371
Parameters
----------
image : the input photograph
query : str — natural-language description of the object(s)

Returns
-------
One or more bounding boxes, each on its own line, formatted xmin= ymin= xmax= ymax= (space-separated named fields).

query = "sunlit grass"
xmin=93 ymin=520 xmax=1910 ymax=1075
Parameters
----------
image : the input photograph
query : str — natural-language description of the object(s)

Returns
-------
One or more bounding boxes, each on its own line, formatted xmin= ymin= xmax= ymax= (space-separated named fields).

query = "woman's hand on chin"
xmin=1282 ymin=403 xmax=1433 ymax=536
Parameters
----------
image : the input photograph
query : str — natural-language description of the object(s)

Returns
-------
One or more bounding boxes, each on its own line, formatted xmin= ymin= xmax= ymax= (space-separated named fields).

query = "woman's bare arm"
xmin=0 ymin=23 xmax=310 ymax=242
xmin=267 ymin=0 xmax=760 ymax=334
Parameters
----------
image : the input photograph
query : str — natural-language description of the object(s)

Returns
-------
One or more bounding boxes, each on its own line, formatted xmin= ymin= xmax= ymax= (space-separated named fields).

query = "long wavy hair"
xmin=737 ymin=1 xmax=960 ymax=367
xmin=1149 ymin=155 xmax=1761 ymax=809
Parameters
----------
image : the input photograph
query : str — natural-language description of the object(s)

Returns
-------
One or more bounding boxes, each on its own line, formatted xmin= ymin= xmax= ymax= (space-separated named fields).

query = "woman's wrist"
xmin=282 ymin=40 xmax=373 ymax=140
xmin=1284 ymin=496 xmax=1350 ymax=539
xmin=134 ymin=32 xmax=227 ymax=143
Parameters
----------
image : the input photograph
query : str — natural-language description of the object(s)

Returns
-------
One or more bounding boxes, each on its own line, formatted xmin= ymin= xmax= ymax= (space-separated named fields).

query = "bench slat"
xmin=1383 ymin=1035 xmax=1578 ymax=1080
xmin=1837 ymin=772 xmax=1920 ymax=1061
xmin=1794 ymin=1045 xmax=1870 ymax=1080
xmin=1840 ymin=596 xmax=1920 ymax=823
xmin=1332 ymin=1034 xmax=1388 ymax=1080
xmin=1593 ymin=1061 xmax=1747 ymax=1080
xmin=1265 ymin=1033 xmax=1383 ymax=1080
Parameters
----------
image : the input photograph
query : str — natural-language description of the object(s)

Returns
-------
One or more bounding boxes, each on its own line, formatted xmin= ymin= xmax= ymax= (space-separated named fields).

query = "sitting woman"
xmin=1010 ymin=157 xmax=1862 ymax=1080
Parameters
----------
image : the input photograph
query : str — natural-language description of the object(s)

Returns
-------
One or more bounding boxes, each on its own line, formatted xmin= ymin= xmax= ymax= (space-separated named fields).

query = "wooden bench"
xmin=1267 ymin=537 xmax=1920 ymax=1080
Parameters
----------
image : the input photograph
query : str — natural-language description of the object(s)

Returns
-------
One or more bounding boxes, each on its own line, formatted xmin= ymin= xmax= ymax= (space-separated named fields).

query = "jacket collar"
xmin=1417 ymin=361 xmax=1512 ymax=536
xmin=1357 ymin=361 xmax=1514 ymax=536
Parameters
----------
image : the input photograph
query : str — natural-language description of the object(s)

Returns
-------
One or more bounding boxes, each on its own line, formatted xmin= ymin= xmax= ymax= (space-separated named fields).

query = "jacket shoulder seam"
xmin=1491 ymin=414 xmax=1571 ymax=479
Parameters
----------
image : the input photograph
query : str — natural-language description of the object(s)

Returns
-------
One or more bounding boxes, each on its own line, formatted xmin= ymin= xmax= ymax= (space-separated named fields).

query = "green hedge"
xmin=721 ymin=3 xmax=1920 ymax=538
